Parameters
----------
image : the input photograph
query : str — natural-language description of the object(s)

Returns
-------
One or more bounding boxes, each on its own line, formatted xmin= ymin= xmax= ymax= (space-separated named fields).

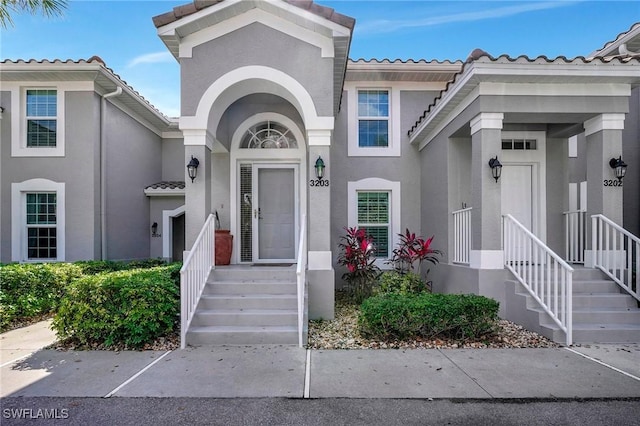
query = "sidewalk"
xmin=2 ymin=322 xmax=639 ymax=399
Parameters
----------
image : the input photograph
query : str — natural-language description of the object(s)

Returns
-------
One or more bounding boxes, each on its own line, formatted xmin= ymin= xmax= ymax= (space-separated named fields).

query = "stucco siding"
xmin=162 ymin=137 xmax=185 ymax=182
xmin=623 ymin=87 xmax=640 ymax=236
xmin=149 ymin=196 xmax=184 ymax=259
xmin=331 ymin=90 xmax=436 ymax=284
xmin=1 ymin=91 xmax=100 ymax=262
xmin=546 ymin=138 xmax=568 ymax=255
xmin=181 ymin=22 xmax=334 ymax=119
xmin=104 ymin=101 xmax=162 ymax=260
xmin=421 ymin=134 xmax=450 ymax=264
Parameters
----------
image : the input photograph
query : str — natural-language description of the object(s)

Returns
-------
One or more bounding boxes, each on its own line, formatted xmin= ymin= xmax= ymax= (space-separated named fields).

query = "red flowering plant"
xmin=388 ymin=229 xmax=442 ymax=277
xmin=337 ymin=227 xmax=380 ymax=303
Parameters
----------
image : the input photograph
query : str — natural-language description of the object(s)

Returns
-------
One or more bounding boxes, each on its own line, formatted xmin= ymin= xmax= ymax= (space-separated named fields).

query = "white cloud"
xmin=356 ymin=1 xmax=581 ymax=35
xmin=127 ymin=51 xmax=174 ymax=68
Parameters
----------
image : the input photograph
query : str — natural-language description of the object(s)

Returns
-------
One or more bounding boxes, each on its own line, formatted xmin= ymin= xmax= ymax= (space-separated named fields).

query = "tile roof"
xmin=145 ymin=181 xmax=186 ymax=190
xmin=593 ymin=22 xmax=640 ymax=57
xmin=408 ymin=51 xmax=640 ymax=137
xmin=0 ymin=56 xmax=171 ymax=123
xmin=153 ymin=0 xmax=355 ymax=30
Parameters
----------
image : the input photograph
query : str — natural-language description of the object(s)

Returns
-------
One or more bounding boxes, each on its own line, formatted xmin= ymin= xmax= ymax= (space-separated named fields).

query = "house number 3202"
xmin=310 ymin=179 xmax=330 ymax=187
xmin=603 ymin=179 xmax=623 ymax=187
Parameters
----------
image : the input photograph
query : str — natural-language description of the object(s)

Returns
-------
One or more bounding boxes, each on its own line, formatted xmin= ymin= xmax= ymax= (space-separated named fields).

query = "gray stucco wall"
xmin=0 ymin=91 xmax=100 ymax=263
xmin=331 ymin=90 xmax=437 ymax=286
xmin=104 ymin=101 xmax=162 ymax=260
xmin=149 ymin=196 xmax=185 ymax=259
xmin=546 ymin=138 xmax=568 ymax=255
xmin=421 ymin=133 xmax=450 ymax=263
xmin=181 ymin=22 xmax=334 ymax=119
xmin=162 ymin=137 xmax=185 ymax=182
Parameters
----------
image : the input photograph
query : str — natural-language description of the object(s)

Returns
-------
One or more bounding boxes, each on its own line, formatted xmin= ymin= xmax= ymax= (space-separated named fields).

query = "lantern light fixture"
xmin=609 ymin=156 xmax=627 ymax=182
xmin=488 ymin=156 xmax=502 ymax=183
xmin=315 ymin=156 xmax=326 ymax=180
xmin=187 ymin=156 xmax=199 ymax=183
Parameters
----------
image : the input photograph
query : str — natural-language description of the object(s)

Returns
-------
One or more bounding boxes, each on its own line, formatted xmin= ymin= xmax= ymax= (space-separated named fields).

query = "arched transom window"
xmin=240 ymin=121 xmax=298 ymax=149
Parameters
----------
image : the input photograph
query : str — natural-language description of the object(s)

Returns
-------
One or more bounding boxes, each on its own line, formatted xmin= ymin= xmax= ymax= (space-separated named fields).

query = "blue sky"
xmin=2 ymin=1 xmax=638 ymax=117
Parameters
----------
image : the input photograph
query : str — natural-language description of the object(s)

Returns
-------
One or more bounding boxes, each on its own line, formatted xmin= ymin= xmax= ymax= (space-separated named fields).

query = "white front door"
xmin=252 ymin=164 xmax=298 ymax=262
xmin=501 ymin=165 xmax=533 ymax=230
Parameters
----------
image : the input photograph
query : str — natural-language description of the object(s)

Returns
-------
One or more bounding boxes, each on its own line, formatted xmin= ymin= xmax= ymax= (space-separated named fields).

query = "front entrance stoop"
xmin=185 ymin=267 xmax=302 ymax=346
xmin=505 ymin=267 xmax=640 ymax=344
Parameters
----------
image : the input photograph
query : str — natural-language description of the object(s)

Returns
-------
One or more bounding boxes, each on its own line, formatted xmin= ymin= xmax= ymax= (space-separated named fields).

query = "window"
xmin=357 ymin=191 xmax=390 ymax=258
xmin=502 ymin=138 xmax=537 ymax=150
xmin=347 ymin=84 xmax=400 ymax=157
xmin=358 ymin=90 xmax=389 ymax=148
xmin=26 ymin=193 xmax=57 ymax=259
xmin=26 ymin=89 xmax=57 ymax=147
xmin=348 ymin=178 xmax=401 ymax=267
xmin=240 ymin=121 xmax=298 ymax=149
xmin=12 ymin=179 xmax=65 ymax=262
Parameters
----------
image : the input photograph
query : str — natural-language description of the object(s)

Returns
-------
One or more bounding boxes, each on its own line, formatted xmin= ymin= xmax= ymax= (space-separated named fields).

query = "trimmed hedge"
xmin=0 ymin=263 xmax=83 ymax=330
xmin=375 ymin=271 xmax=429 ymax=296
xmin=73 ymin=259 xmax=169 ymax=275
xmin=52 ymin=264 xmax=181 ymax=348
xmin=359 ymin=293 xmax=499 ymax=341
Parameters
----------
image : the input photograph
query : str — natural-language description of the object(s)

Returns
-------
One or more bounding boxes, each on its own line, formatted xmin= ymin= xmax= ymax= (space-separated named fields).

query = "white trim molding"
xmin=469 ymin=250 xmax=504 ymax=269
xmin=179 ymin=8 xmax=334 ymax=58
xmin=470 ymin=112 xmax=504 ymax=135
xmin=162 ymin=205 xmax=185 ymax=259
xmin=11 ymin=179 xmax=66 ymax=262
xmin=347 ymin=178 xmax=401 ymax=268
xmin=583 ymin=113 xmax=626 ymax=136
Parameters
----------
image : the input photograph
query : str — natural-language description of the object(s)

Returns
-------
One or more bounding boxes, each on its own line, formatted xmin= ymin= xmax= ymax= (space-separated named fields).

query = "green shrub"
xmin=73 ymin=259 xmax=168 ymax=275
xmin=52 ymin=264 xmax=180 ymax=348
xmin=376 ymin=271 xmax=429 ymax=296
xmin=359 ymin=293 xmax=499 ymax=341
xmin=0 ymin=263 xmax=83 ymax=330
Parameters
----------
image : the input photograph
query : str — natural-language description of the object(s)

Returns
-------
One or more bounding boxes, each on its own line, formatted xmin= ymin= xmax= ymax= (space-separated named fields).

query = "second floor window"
xmin=358 ymin=89 xmax=389 ymax=147
xmin=26 ymin=89 xmax=57 ymax=147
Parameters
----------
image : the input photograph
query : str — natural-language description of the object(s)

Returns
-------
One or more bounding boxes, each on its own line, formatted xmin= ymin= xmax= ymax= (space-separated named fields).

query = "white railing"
xmin=564 ymin=210 xmax=586 ymax=264
xmin=592 ymin=215 xmax=640 ymax=303
xmin=503 ymin=214 xmax=573 ymax=345
xmin=452 ymin=207 xmax=472 ymax=264
xmin=180 ymin=213 xmax=216 ymax=349
xmin=296 ymin=214 xmax=308 ymax=348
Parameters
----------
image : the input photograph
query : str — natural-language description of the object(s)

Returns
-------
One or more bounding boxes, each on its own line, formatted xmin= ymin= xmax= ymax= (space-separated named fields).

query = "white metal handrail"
xmin=563 ymin=210 xmax=586 ymax=264
xmin=296 ymin=214 xmax=308 ymax=347
xmin=180 ymin=213 xmax=216 ymax=349
xmin=591 ymin=215 xmax=640 ymax=302
xmin=452 ymin=207 xmax=472 ymax=264
xmin=503 ymin=214 xmax=573 ymax=345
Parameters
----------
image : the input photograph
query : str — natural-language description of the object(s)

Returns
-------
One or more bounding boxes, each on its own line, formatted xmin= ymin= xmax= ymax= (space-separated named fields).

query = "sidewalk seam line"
xmin=0 ymin=353 xmax=32 ymax=368
xmin=304 ymin=349 xmax=311 ymax=399
xmin=438 ymin=349 xmax=494 ymax=398
xmin=104 ymin=350 xmax=172 ymax=398
xmin=565 ymin=347 xmax=640 ymax=382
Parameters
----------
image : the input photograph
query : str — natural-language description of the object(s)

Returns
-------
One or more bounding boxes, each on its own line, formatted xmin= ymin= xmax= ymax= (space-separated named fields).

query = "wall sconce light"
xmin=488 ymin=156 xmax=502 ymax=183
xmin=0 ymin=106 xmax=4 ymax=119
xmin=151 ymin=222 xmax=159 ymax=237
xmin=609 ymin=156 xmax=627 ymax=182
xmin=314 ymin=156 xmax=326 ymax=179
xmin=187 ymin=156 xmax=199 ymax=183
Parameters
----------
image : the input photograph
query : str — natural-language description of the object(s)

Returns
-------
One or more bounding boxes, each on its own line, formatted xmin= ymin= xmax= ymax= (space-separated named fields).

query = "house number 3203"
xmin=309 ymin=179 xmax=330 ymax=187
xmin=603 ymin=179 xmax=623 ymax=187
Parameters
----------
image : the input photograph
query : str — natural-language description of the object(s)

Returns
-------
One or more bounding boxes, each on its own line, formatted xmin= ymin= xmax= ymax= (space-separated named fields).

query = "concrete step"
xmin=197 ymin=294 xmax=298 ymax=310
xmin=190 ymin=309 xmax=297 ymax=327
xmin=541 ymin=322 xmax=640 ymax=344
xmin=516 ymin=291 xmax=637 ymax=309
xmin=572 ymin=307 xmax=640 ymax=324
xmin=572 ymin=280 xmax=621 ymax=293
xmin=211 ymin=267 xmax=295 ymax=282
xmin=203 ymin=281 xmax=296 ymax=295
xmin=570 ymin=267 xmax=610 ymax=281
xmin=186 ymin=325 xmax=298 ymax=345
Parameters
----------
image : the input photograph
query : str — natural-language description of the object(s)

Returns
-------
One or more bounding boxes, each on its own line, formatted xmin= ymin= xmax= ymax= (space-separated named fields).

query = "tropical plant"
xmin=337 ymin=227 xmax=380 ymax=303
xmin=0 ymin=0 xmax=67 ymax=28
xmin=388 ymin=229 xmax=442 ymax=275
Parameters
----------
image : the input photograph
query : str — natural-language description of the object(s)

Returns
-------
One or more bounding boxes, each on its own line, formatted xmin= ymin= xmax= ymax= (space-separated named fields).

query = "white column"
xmin=183 ymin=129 xmax=213 ymax=248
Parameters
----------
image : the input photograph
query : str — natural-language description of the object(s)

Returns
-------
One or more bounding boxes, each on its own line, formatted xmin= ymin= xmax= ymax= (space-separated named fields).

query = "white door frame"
xmin=162 ymin=205 xmax=185 ymax=260
xmin=500 ymin=131 xmax=547 ymax=242
xmin=252 ymin=163 xmax=299 ymax=263
xmin=229 ymin=113 xmax=307 ymax=264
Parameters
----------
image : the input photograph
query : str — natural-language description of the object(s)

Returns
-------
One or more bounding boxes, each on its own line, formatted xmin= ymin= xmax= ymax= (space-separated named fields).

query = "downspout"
xmin=100 ymin=87 xmax=122 ymax=260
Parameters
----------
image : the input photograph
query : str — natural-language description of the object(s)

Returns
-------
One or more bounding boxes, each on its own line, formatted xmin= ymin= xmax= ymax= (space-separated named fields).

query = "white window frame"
xmin=12 ymin=179 xmax=66 ymax=262
xmin=6 ymin=81 xmax=92 ymax=157
xmin=25 ymin=88 xmax=58 ymax=149
xmin=346 ymin=83 xmax=401 ymax=157
xmin=347 ymin=178 xmax=401 ymax=268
